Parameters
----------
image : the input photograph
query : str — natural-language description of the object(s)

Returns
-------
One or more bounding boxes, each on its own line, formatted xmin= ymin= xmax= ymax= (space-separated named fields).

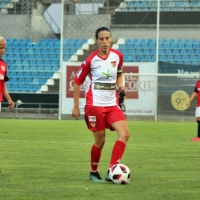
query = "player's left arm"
xmin=116 ymin=73 xmax=125 ymax=93
xmin=3 ymin=83 xmax=15 ymax=109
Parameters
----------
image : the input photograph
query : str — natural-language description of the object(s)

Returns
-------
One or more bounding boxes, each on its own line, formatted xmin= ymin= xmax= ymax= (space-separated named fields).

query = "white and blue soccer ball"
xmin=109 ymin=164 xmax=130 ymax=184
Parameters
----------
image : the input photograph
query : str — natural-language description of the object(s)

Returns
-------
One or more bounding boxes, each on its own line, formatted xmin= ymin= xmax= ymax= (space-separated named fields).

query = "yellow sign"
xmin=171 ymin=90 xmax=190 ymax=111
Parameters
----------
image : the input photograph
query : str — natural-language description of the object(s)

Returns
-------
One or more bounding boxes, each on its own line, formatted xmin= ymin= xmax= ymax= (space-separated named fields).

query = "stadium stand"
xmin=2 ymin=37 xmax=89 ymax=93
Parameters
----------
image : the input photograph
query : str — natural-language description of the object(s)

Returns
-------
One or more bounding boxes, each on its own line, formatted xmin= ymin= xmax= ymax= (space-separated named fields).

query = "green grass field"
xmin=1 ymin=119 xmax=200 ymax=200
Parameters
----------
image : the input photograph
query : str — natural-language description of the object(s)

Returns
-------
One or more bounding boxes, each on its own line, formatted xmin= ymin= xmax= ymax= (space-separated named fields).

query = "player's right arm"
xmin=72 ymin=82 xmax=81 ymax=120
xmin=71 ymin=60 xmax=91 ymax=120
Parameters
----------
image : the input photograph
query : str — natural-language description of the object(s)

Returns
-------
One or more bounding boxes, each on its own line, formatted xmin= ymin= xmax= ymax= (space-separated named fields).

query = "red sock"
xmin=109 ymin=140 xmax=126 ymax=168
xmin=91 ymin=144 xmax=102 ymax=172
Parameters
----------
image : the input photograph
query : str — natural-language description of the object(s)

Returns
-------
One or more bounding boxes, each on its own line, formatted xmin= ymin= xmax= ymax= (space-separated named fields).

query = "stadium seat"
xmin=179 ymin=49 xmax=187 ymax=55
xmin=24 ymin=72 xmax=31 ymax=78
xmin=182 ymin=55 xmax=189 ymax=62
xmin=137 ymin=55 xmax=144 ymax=62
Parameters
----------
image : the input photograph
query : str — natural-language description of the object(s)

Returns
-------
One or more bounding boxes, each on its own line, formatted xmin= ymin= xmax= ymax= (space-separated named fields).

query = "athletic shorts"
xmin=84 ymin=105 xmax=126 ymax=132
xmin=0 ymin=102 xmax=1 ymax=112
xmin=195 ymin=107 xmax=200 ymax=118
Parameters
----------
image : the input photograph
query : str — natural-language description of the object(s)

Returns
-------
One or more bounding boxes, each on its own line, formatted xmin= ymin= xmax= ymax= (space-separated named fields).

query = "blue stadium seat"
xmin=18 ymin=78 xmax=26 ymax=84
xmin=30 ymin=66 xmax=38 ymax=72
xmin=165 ymin=49 xmax=172 ymax=55
xmin=127 ymin=43 xmax=134 ymax=49
xmin=9 ymin=72 xmax=17 ymax=78
xmin=193 ymin=43 xmax=199 ymax=49
xmin=17 ymin=72 xmax=23 ymax=78
xmin=119 ymin=44 xmax=126 ymax=50
xmin=189 ymin=55 xmax=196 ymax=61
xmin=141 ymin=43 xmax=148 ymax=49
xmin=16 ymin=66 xmax=23 ymax=72
xmin=137 ymin=55 xmax=144 ymax=62
xmin=179 ymin=49 xmax=187 ymax=55
xmin=185 ymin=43 xmax=193 ymax=49
xmin=134 ymin=43 xmax=141 ymax=49
xmin=149 ymin=43 xmax=156 ymax=49
xmin=182 ymin=55 xmax=189 ymax=62
xmin=33 ymin=85 xmax=41 ymax=91
xmin=144 ymin=55 xmax=152 ymax=62
xmin=45 ymin=72 xmax=53 ymax=78
xmin=174 ymin=55 xmax=181 ymax=62
xmin=52 ymin=66 xmax=59 ymax=72
xmin=26 ymin=85 xmax=34 ymax=92
xmin=31 ymin=72 xmax=39 ymax=78
xmin=159 ymin=55 xmax=166 ymax=62
xmin=159 ymin=49 xmax=165 ymax=55
xmin=143 ymin=49 xmax=150 ymax=55
xmin=25 ymin=78 xmax=33 ymax=84
xmin=40 ymin=79 xmax=47 ymax=85
xmin=24 ymin=72 xmax=31 ymax=78
xmin=150 ymin=49 xmax=156 ymax=55
xmin=10 ymin=78 xmax=18 ymax=84
xmin=11 ymin=85 xmax=19 ymax=92
xmin=172 ymin=49 xmax=179 ymax=55
xmin=32 ymin=78 xmax=40 ymax=84
xmin=135 ymin=49 xmax=143 ymax=55
xmin=166 ymin=55 xmax=174 ymax=62
xmin=63 ymin=55 xmax=70 ymax=61
xmin=21 ymin=54 xmax=28 ymax=60
xmin=38 ymin=72 xmax=46 ymax=78
xmin=188 ymin=49 xmax=195 ymax=55
xmin=29 ymin=60 xmax=37 ymax=66
xmin=22 ymin=60 xmax=29 ymax=67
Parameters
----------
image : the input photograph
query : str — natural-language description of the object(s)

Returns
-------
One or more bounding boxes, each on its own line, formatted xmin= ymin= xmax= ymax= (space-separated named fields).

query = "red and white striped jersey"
xmin=74 ymin=48 xmax=123 ymax=106
xmin=0 ymin=59 xmax=7 ymax=102
xmin=194 ymin=80 xmax=200 ymax=107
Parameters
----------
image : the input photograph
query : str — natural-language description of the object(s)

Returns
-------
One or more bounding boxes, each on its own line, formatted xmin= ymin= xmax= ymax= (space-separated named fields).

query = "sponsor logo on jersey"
xmin=94 ymin=82 xmax=116 ymax=90
xmin=111 ymin=61 xmax=116 ymax=68
xmin=88 ymin=116 xmax=96 ymax=122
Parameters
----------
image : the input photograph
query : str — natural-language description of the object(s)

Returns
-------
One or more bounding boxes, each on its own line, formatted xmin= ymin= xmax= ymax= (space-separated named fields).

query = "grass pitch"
xmin=1 ymin=119 xmax=200 ymax=200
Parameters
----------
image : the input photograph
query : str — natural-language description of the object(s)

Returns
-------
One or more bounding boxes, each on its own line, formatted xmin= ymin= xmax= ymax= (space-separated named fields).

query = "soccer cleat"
xmin=191 ymin=137 xmax=200 ymax=142
xmin=105 ymin=170 xmax=113 ymax=182
xmin=89 ymin=171 xmax=105 ymax=182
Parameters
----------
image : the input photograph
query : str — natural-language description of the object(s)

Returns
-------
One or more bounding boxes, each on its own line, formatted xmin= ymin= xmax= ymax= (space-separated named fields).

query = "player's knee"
xmin=95 ymin=139 xmax=105 ymax=148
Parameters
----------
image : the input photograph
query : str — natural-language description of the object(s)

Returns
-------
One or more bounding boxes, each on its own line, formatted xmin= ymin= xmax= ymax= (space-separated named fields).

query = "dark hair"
xmin=95 ymin=27 xmax=111 ymax=39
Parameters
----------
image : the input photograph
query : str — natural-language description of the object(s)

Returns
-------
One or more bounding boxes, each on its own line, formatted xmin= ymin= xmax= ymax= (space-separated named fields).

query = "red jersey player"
xmin=186 ymin=80 xmax=200 ymax=142
xmin=72 ymin=27 xmax=130 ymax=182
xmin=0 ymin=36 xmax=15 ymax=111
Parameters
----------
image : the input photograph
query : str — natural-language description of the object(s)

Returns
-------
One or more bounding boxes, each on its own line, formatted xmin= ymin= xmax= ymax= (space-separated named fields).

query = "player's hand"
xmin=8 ymin=100 xmax=15 ymax=109
xmin=118 ymin=85 xmax=126 ymax=93
xmin=186 ymin=102 xmax=190 ymax=107
xmin=72 ymin=107 xmax=80 ymax=120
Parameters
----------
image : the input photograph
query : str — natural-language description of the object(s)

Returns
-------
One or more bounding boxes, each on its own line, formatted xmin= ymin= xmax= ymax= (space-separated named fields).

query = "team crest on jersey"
xmin=1 ymin=65 xmax=5 ymax=71
xmin=111 ymin=61 xmax=116 ymax=68
xmin=90 ymin=122 xmax=96 ymax=128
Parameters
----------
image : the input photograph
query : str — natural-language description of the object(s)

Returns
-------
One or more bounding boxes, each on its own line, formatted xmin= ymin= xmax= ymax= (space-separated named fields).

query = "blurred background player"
xmin=118 ymin=90 xmax=126 ymax=118
xmin=71 ymin=27 xmax=130 ymax=182
xmin=186 ymin=80 xmax=200 ymax=142
xmin=0 ymin=36 xmax=15 ymax=111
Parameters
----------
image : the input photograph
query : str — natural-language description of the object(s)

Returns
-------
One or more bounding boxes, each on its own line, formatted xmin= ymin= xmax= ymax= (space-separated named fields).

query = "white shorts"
xmin=195 ymin=107 xmax=200 ymax=118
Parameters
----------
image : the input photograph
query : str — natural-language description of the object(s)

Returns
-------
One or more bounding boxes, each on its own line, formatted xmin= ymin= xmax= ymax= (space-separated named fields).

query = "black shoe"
xmin=105 ymin=170 xmax=112 ymax=182
xmin=89 ymin=171 xmax=105 ymax=182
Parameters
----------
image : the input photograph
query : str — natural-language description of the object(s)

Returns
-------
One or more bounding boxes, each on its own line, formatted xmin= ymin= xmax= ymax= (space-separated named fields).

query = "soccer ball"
xmin=109 ymin=164 xmax=130 ymax=184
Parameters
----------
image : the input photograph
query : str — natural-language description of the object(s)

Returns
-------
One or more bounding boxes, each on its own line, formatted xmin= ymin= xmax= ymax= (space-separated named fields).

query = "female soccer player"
xmin=0 ymin=36 xmax=15 ymax=111
xmin=186 ymin=81 xmax=200 ymax=142
xmin=71 ymin=27 xmax=130 ymax=182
